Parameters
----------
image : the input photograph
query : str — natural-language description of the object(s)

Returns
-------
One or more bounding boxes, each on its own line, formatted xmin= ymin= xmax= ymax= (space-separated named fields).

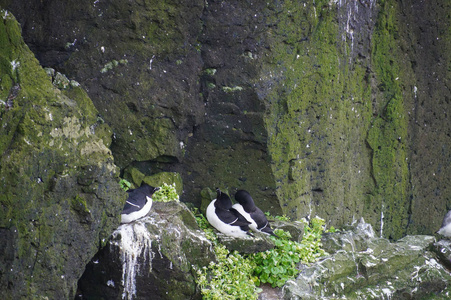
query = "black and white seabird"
xmin=206 ymin=188 xmax=253 ymax=238
xmin=233 ymin=190 xmax=278 ymax=237
xmin=121 ymin=184 xmax=160 ymax=224
xmin=437 ymin=210 xmax=451 ymax=237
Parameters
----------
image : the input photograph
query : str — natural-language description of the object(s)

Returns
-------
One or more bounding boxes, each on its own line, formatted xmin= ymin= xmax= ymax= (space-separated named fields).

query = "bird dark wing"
xmin=215 ymin=207 xmax=251 ymax=226
xmin=250 ymin=207 xmax=270 ymax=228
xmin=250 ymin=207 xmax=278 ymax=237
xmin=122 ymin=201 xmax=142 ymax=214
xmin=259 ymin=221 xmax=278 ymax=237
xmin=229 ymin=207 xmax=252 ymax=226
xmin=230 ymin=208 xmax=253 ymax=235
xmin=122 ymin=191 xmax=148 ymax=214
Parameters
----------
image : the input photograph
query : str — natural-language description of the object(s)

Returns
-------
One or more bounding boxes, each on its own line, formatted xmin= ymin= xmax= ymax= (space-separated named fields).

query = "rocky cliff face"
xmin=2 ymin=0 xmax=450 ymax=240
xmin=399 ymin=0 xmax=451 ymax=236
xmin=1 ymin=0 xmax=450 ymax=297
xmin=0 ymin=12 xmax=124 ymax=299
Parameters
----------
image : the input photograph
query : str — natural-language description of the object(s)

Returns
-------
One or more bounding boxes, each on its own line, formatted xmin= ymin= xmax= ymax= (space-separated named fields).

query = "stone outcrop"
xmin=76 ymin=201 xmax=215 ymax=300
xmin=283 ymin=219 xmax=451 ymax=299
xmin=76 ymin=214 xmax=451 ymax=300
xmin=0 ymin=12 xmax=124 ymax=299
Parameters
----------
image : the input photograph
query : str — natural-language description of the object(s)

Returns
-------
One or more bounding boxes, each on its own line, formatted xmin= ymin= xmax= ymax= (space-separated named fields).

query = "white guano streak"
xmin=111 ymin=221 xmax=153 ymax=300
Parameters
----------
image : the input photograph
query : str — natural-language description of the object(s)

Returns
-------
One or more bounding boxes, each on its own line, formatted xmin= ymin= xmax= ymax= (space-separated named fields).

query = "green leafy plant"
xmin=252 ymin=229 xmax=301 ymax=287
xmin=264 ymin=211 xmax=290 ymax=222
xmin=327 ymin=225 xmax=339 ymax=233
xmin=275 ymin=214 xmax=290 ymax=221
xmin=119 ymin=179 xmax=131 ymax=191
xmin=222 ymin=86 xmax=243 ymax=93
xmin=100 ymin=59 xmax=128 ymax=73
xmin=193 ymin=209 xmax=259 ymax=299
xmin=297 ymin=217 xmax=329 ymax=265
xmin=193 ymin=210 xmax=330 ymax=296
xmin=251 ymin=217 xmax=328 ymax=288
xmin=152 ymin=182 xmax=179 ymax=202
xmin=196 ymin=245 xmax=259 ymax=300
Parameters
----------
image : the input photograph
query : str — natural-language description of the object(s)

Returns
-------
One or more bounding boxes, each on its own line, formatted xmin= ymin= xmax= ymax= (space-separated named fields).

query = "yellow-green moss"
xmin=71 ymin=195 xmax=90 ymax=214
xmin=263 ymin=1 xmax=373 ymax=225
xmin=261 ymin=0 xmax=409 ymax=239
xmin=366 ymin=0 xmax=409 ymax=239
xmin=0 ymin=12 xmax=124 ymax=299
xmin=143 ymin=172 xmax=183 ymax=196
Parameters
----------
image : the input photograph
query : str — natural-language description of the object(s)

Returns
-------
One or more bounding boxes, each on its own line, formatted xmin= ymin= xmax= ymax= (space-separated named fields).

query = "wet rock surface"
xmin=283 ymin=220 xmax=451 ymax=299
xmin=432 ymin=239 xmax=451 ymax=271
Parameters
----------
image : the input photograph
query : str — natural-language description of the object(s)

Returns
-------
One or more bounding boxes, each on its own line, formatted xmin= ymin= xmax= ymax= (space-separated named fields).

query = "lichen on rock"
xmin=0 ymin=11 xmax=124 ymax=299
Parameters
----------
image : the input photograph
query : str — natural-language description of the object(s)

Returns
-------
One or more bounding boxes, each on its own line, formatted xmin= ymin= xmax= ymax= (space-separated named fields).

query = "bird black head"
xmin=235 ymin=190 xmax=256 ymax=211
xmin=139 ymin=184 xmax=160 ymax=196
xmin=215 ymin=188 xmax=232 ymax=209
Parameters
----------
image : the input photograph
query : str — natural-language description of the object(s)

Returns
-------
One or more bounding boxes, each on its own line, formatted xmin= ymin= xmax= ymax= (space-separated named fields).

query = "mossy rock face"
xmin=200 ymin=187 xmax=216 ymax=215
xmin=5 ymin=0 xmax=451 ymax=241
xmin=0 ymin=13 xmax=124 ymax=299
xmin=143 ymin=172 xmax=183 ymax=196
xmin=122 ymin=165 xmax=146 ymax=188
xmin=3 ymin=0 xmax=284 ymax=217
xmin=23 ymin=0 xmax=206 ymax=169
xmin=123 ymin=167 xmax=183 ymax=195
xmin=260 ymin=0 xmax=405 ymax=238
